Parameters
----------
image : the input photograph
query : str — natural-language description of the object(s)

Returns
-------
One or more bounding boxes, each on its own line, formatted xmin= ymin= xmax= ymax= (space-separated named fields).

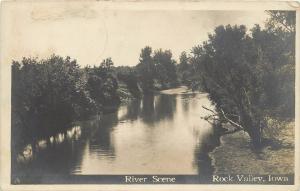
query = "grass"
xmin=209 ymin=120 xmax=294 ymax=174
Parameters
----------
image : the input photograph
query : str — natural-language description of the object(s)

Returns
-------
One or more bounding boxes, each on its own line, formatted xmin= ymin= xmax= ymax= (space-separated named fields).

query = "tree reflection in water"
xmin=88 ymin=113 xmax=117 ymax=159
xmin=13 ymin=92 xmax=218 ymax=182
xmin=193 ymin=124 xmax=224 ymax=181
xmin=140 ymin=94 xmax=177 ymax=125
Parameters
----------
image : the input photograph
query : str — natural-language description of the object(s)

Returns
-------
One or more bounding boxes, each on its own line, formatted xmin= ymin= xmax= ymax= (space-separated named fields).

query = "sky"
xmin=1 ymin=2 xmax=270 ymax=67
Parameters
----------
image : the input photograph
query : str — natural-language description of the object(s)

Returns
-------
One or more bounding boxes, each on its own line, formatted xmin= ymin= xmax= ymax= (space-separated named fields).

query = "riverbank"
xmin=118 ymin=85 xmax=199 ymax=103
xmin=209 ymin=121 xmax=294 ymax=174
xmin=159 ymin=86 xmax=201 ymax=95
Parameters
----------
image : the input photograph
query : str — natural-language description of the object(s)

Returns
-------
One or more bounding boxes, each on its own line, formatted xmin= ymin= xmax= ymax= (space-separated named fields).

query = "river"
xmin=14 ymin=87 xmax=220 ymax=182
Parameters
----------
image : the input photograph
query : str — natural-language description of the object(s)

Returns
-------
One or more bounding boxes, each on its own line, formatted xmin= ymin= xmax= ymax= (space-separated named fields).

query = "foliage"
xmin=12 ymin=55 xmax=120 ymax=149
xmin=153 ymin=49 xmax=178 ymax=89
xmin=177 ymin=51 xmax=190 ymax=84
xmin=136 ymin=46 xmax=155 ymax=93
xmin=190 ymin=11 xmax=295 ymax=148
xmin=114 ymin=66 xmax=141 ymax=98
xmin=86 ymin=58 xmax=120 ymax=108
xmin=265 ymin=11 xmax=296 ymax=34
xmin=136 ymin=46 xmax=178 ymax=93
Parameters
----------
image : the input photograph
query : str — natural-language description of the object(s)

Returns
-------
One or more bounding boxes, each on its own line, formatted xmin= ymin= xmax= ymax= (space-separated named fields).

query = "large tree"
xmin=153 ymin=49 xmax=178 ymax=89
xmin=136 ymin=46 xmax=155 ymax=93
xmin=177 ymin=51 xmax=194 ymax=86
xmin=193 ymin=25 xmax=265 ymax=148
xmin=86 ymin=58 xmax=120 ymax=108
xmin=192 ymin=11 xmax=295 ymax=149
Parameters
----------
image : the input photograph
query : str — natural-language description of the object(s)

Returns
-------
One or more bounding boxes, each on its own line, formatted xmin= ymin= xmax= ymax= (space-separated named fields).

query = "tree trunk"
xmin=240 ymin=111 xmax=263 ymax=150
xmin=247 ymin=126 xmax=263 ymax=149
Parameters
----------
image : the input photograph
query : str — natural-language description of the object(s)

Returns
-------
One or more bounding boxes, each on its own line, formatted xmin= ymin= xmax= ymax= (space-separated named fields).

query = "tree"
xmin=265 ymin=11 xmax=295 ymax=34
xmin=177 ymin=51 xmax=190 ymax=85
xmin=251 ymin=23 xmax=295 ymax=118
xmin=86 ymin=58 xmax=120 ymax=108
xmin=136 ymin=46 xmax=155 ymax=93
xmin=99 ymin=57 xmax=114 ymax=77
xmin=192 ymin=25 xmax=267 ymax=148
xmin=115 ymin=66 xmax=141 ymax=98
xmin=153 ymin=49 xmax=178 ymax=89
xmin=178 ymin=52 xmax=189 ymax=70
xmin=193 ymin=10 xmax=295 ymax=149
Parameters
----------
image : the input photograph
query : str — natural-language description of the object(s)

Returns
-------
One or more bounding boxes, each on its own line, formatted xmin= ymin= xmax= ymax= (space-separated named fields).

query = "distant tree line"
xmin=176 ymin=11 xmax=295 ymax=148
xmin=114 ymin=47 xmax=179 ymax=95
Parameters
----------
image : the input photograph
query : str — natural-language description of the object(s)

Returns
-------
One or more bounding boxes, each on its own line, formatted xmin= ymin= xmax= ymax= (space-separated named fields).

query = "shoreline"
xmin=209 ymin=121 xmax=295 ymax=174
xmin=159 ymin=86 xmax=203 ymax=95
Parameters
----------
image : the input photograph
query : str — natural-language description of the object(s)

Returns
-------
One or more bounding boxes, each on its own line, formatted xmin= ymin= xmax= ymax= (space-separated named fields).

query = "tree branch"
xmin=200 ymin=114 xmax=218 ymax=121
xmin=223 ymin=126 xmax=242 ymax=135
xmin=202 ymin=106 xmax=245 ymax=131
xmin=219 ymin=108 xmax=244 ymax=131
xmin=202 ymin=106 xmax=217 ymax=115
xmin=266 ymin=11 xmax=294 ymax=33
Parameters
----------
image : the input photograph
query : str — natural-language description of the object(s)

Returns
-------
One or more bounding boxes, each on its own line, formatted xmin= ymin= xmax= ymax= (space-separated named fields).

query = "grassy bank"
xmin=209 ymin=121 xmax=294 ymax=174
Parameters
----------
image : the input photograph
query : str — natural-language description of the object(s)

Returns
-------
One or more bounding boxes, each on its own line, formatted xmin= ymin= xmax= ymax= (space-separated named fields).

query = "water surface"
xmin=16 ymin=90 xmax=219 ymax=177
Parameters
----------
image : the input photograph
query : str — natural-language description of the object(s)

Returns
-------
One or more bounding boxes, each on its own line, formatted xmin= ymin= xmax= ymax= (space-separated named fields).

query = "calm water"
xmin=16 ymin=90 xmax=220 ymax=178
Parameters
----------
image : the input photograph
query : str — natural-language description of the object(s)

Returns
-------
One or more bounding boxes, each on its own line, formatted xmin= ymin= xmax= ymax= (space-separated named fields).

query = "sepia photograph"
xmin=0 ymin=0 xmax=299 ymax=190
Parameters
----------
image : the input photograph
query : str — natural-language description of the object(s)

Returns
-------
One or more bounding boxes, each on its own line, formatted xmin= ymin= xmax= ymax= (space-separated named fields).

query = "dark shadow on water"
xmin=119 ymin=100 xmax=141 ymax=121
xmin=194 ymin=124 xmax=225 ymax=179
xmin=140 ymin=94 xmax=155 ymax=124
xmin=12 ymin=129 xmax=87 ymax=184
xmin=88 ymin=113 xmax=118 ymax=159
